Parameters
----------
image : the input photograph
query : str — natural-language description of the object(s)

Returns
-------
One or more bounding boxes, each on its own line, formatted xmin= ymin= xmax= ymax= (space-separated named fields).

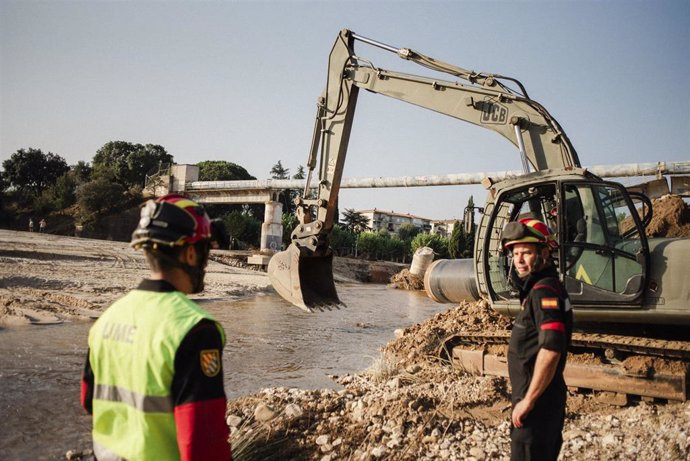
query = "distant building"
xmin=430 ymin=219 xmax=461 ymax=237
xmin=357 ymin=209 xmax=432 ymax=234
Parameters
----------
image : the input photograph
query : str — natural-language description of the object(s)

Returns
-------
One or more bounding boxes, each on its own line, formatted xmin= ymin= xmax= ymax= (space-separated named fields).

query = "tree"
xmin=2 ymin=148 xmax=69 ymax=196
xmin=270 ymin=160 xmax=290 ymax=180
xmin=92 ymin=141 xmax=173 ymax=188
xmin=397 ymin=223 xmax=420 ymax=242
xmin=341 ymin=208 xmax=370 ymax=234
xmin=330 ymin=224 xmax=356 ymax=256
xmin=292 ymin=165 xmax=306 ymax=180
xmin=76 ymin=178 xmax=127 ymax=219
xmin=198 ymin=160 xmax=255 ymax=181
xmin=447 ymin=220 xmax=467 ymax=259
xmin=411 ymin=232 xmax=449 ymax=259
xmin=72 ymin=161 xmax=93 ymax=183
xmin=222 ymin=210 xmax=260 ymax=248
xmin=464 ymin=195 xmax=476 ymax=255
xmin=281 ymin=212 xmax=299 ymax=247
xmin=38 ymin=172 xmax=78 ymax=211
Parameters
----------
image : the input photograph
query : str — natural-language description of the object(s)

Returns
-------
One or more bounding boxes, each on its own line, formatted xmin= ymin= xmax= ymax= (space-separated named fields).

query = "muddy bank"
xmin=0 ymin=229 xmax=273 ymax=326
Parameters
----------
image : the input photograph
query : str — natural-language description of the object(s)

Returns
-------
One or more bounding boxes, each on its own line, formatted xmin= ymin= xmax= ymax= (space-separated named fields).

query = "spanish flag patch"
xmin=541 ymin=298 xmax=559 ymax=310
xmin=200 ymin=349 xmax=221 ymax=377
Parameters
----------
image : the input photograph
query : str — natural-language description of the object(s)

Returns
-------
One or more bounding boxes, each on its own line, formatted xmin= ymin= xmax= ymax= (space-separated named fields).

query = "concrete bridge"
xmin=145 ymin=162 xmax=690 ymax=264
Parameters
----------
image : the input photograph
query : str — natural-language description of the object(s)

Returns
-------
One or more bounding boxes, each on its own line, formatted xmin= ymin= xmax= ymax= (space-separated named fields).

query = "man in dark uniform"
xmin=503 ymin=217 xmax=573 ymax=461
xmin=81 ymin=194 xmax=232 ymax=461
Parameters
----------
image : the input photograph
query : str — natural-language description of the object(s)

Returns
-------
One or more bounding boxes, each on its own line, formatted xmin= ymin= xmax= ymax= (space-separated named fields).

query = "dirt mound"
xmin=388 ymin=268 xmax=424 ymax=291
xmin=383 ymin=299 xmax=512 ymax=366
xmin=646 ymin=195 xmax=690 ymax=238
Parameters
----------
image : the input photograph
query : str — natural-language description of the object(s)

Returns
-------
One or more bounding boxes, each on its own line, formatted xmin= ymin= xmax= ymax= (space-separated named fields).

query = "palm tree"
xmin=270 ymin=160 xmax=290 ymax=180
xmin=341 ymin=208 xmax=371 ymax=234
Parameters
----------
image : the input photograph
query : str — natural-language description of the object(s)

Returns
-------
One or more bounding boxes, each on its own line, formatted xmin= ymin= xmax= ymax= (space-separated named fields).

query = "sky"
xmin=1 ymin=0 xmax=688 ymax=221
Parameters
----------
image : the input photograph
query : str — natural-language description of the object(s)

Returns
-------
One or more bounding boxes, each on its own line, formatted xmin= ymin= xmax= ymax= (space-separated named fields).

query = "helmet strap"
xmin=147 ymin=242 xmax=209 ymax=294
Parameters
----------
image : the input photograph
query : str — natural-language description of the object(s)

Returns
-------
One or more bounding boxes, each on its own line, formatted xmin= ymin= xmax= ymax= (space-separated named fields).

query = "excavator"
xmin=268 ymin=29 xmax=690 ymax=401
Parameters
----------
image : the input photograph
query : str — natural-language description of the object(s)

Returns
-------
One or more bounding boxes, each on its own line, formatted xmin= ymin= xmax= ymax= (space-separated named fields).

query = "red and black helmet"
xmin=502 ymin=217 xmax=557 ymax=250
xmin=131 ymin=194 xmax=212 ymax=249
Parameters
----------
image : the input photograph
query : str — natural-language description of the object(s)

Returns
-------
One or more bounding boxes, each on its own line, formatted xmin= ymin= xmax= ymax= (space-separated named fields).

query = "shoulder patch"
xmin=541 ymin=298 xmax=559 ymax=310
xmin=200 ymin=349 xmax=221 ymax=377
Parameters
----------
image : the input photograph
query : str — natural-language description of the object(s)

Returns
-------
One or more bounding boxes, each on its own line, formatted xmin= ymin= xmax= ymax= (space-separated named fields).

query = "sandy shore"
xmin=0 ymin=229 xmax=272 ymax=326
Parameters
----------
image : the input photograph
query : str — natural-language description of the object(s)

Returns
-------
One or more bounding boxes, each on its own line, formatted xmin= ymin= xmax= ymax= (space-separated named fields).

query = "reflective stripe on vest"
xmin=93 ymin=383 xmax=174 ymax=413
xmin=89 ymin=288 xmax=225 ymax=461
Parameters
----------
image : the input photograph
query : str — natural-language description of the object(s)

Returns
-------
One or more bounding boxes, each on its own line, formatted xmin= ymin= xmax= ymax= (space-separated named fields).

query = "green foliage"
xmin=447 ymin=220 xmax=466 ymax=259
xmin=76 ymin=178 xmax=127 ymax=221
xmin=411 ymin=232 xmax=449 ymax=259
xmin=281 ymin=212 xmax=299 ymax=247
xmin=34 ymin=172 xmax=78 ymax=213
xmin=222 ymin=211 xmax=260 ymax=248
xmin=72 ymin=161 xmax=93 ymax=183
xmin=92 ymin=141 xmax=173 ymax=188
xmin=385 ymin=235 xmax=406 ymax=261
xmin=198 ymin=160 xmax=255 ymax=181
xmin=292 ymin=165 xmax=306 ymax=180
xmin=270 ymin=160 xmax=290 ymax=180
xmin=341 ymin=208 xmax=371 ymax=234
xmin=397 ymin=223 xmax=420 ymax=242
xmin=354 ymin=229 xmax=406 ymax=261
xmin=356 ymin=232 xmax=381 ymax=260
xmin=2 ymin=148 xmax=69 ymax=196
xmin=330 ymin=224 xmax=356 ymax=256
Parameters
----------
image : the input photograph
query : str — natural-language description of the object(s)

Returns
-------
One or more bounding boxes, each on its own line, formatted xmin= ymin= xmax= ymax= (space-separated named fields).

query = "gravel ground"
xmin=225 ymin=301 xmax=690 ymax=461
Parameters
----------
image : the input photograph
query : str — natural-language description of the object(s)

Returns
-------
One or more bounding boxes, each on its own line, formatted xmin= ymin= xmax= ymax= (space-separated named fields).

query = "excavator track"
xmin=440 ymin=331 xmax=690 ymax=403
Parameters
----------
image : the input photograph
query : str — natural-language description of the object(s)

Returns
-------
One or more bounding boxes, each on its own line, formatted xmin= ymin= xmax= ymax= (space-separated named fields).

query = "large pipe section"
xmin=186 ymin=161 xmax=690 ymax=192
xmin=424 ymin=258 xmax=480 ymax=304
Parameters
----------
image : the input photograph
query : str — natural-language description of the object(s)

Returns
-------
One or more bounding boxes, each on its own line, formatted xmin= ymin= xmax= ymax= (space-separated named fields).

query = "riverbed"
xmin=0 ymin=285 xmax=444 ymax=461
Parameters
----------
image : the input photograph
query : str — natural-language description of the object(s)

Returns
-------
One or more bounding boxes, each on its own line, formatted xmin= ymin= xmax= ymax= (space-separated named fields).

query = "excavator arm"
xmin=269 ymin=29 xmax=580 ymax=311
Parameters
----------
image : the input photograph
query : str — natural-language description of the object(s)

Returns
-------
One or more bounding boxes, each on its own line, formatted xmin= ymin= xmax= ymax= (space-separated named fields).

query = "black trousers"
xmin=510 ymin=399 xmax=565 ymax=461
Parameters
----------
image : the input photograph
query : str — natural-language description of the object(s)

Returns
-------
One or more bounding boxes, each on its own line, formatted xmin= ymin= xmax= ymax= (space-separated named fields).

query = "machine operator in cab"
xmin=80 ymin=194 xmax=232 ymax=461
xmin=503 ymin=218 xmax=573 ymax=461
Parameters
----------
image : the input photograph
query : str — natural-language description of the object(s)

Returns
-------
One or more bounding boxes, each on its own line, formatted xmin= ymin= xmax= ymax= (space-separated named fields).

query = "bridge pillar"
xmin=260 ymin=200 xmax=283 ymax=254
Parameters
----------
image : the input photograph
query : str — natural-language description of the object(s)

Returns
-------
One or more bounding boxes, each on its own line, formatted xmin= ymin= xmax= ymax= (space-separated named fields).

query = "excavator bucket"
xmin=267 ymin=243 xmax=341 ymax=312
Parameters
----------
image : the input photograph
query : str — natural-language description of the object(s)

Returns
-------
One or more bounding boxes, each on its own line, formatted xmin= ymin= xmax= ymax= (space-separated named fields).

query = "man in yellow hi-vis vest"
xmin=81 ymin=194 xmax=232 ymax=461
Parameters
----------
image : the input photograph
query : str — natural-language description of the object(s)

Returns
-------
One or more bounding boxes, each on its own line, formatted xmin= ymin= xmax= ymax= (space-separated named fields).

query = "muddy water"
xmin=0 ymin=284 xmax=444 ymax=461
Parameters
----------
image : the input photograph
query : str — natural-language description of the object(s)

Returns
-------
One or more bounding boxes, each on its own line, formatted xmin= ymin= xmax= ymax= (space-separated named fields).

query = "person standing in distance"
xmin=81 ymin=194 xmax=232 ymax=461
xmin=503 ymin=217 xmax=573 ymax=461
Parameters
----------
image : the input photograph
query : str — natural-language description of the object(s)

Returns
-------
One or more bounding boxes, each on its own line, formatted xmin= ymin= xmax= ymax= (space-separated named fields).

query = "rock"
xmin=254 ymin=403 xmax=277 ymax=422
xmin=226 ymin=414 xmax=243 ymax=428
xmin=316 ymin=435 xmax=330 ymax=446
xmin=406 ymin=364 xmax=422 ymax=374
xmin=371 ymin=446 xmax=386 ymax=458
xmin=284 ymin=403 xmax=303 ymax=419
xmin=469 ymin=446 xmax=485 ymax=459
xmin=387 ymin=377 xmax=401 ymax=389
xmin=602 ymin=433 xmax=617 ymax=446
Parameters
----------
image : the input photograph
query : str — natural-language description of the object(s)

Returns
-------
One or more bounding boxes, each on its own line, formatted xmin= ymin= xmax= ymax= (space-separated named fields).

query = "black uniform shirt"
xmin=507 ymin=265 xmax=573 ymax=405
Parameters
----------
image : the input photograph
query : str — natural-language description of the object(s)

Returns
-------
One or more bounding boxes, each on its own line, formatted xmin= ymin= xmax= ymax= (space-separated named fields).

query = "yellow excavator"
xmin=268 ymin=29 xmax=690 ymax=400
xmin=269 ymin=28 xmax=688 ymax=321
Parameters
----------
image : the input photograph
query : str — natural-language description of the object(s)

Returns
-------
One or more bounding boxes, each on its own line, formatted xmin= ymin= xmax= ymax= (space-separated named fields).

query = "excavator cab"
xmin=480 ymin=172 xmax=651 ymax=316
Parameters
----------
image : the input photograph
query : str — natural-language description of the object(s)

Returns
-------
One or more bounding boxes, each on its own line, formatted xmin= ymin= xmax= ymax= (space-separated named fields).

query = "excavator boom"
xmin=268 ymin=29 xmax=580 ymax=311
